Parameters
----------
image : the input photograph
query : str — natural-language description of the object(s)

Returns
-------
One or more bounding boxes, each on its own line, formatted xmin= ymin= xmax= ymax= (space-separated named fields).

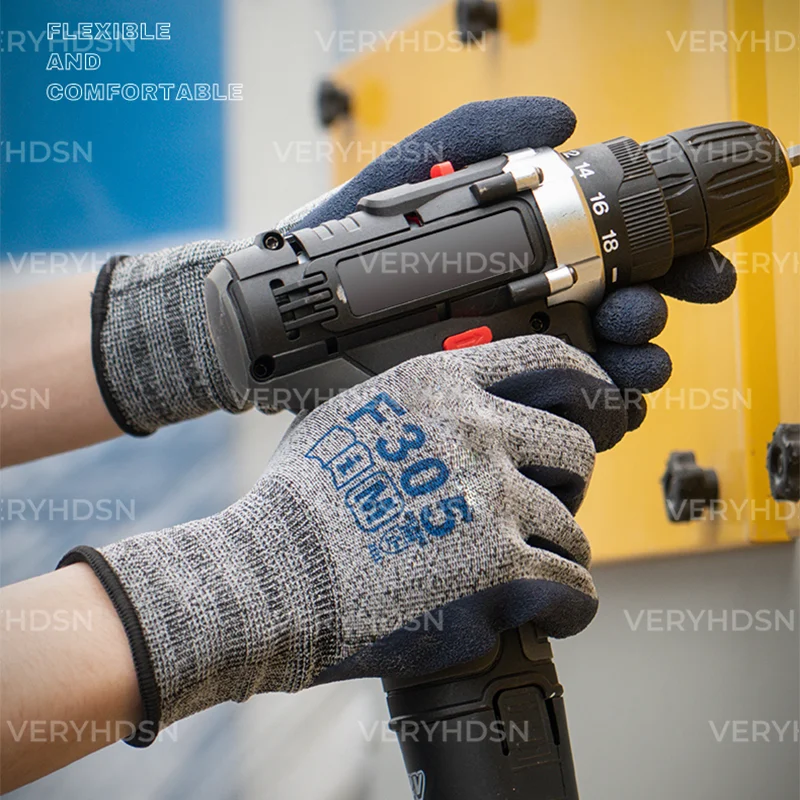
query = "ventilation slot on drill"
xmin=271 ymin=273 xmax=337 ymax=338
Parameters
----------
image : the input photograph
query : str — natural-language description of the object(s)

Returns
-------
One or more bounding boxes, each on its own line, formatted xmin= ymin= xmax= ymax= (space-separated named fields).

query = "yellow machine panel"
xmin=327 ymin=0 xmax=799 ymax=560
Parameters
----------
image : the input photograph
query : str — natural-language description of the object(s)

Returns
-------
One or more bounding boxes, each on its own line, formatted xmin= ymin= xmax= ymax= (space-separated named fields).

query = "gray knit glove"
xmin=91 ymin=241 xmax=254 ymax=435
xmin=61 ymin=335 xmax=628 ymax=745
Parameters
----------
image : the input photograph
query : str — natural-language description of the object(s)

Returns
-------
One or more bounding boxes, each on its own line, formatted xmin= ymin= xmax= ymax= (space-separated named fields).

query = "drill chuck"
xmin=556 ymin=121 xmax=794 ymax=286
xmin=641 ymin=122 xmax=794 ymax=257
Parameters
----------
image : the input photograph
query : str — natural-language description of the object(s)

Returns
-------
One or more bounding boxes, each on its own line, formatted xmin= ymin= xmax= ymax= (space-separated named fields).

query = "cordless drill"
xmin=205 ymin=121 xmax=798 ymax=800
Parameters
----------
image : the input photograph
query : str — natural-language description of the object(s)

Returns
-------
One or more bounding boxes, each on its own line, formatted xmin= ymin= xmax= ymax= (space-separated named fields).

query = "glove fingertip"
xmin=652 ymin=248 xmax=737 ymax=304
xmin=593 ymin=285 xmax=668 ymax=345
xmin=595 ymin=343 xmax=673 ymax=394
xmin=625 ymin=392 xmax=648 ymax=432
xmin=514 ymin=95 xmax=577 ymax=146
xmin=289 ymin=97 xmax=577 ymax=229
xmin=435 ymin=96 xmax=577 ymax=166
xmin=487 ymin=368 xmax=628 ymax=454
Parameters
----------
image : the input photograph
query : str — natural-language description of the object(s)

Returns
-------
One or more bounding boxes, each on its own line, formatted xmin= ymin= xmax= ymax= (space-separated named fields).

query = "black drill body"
xmin=205 ymin=121 xmax=795 ymax=800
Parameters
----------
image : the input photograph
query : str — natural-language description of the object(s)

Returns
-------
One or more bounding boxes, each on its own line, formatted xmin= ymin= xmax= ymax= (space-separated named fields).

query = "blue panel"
xmin=1 ymin=4 xmax=239 ymax=797
xmin=1 ymin=0 xmax=225 ymax=252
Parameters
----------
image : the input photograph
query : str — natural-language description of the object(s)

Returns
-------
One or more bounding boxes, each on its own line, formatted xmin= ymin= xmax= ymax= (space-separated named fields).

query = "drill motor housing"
xmin=206 ymin=121 xmax=792 ymax=414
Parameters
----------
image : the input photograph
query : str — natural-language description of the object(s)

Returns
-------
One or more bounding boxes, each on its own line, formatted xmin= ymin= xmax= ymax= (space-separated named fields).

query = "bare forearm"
xmin=0 ymin=273 xmax=121 ymax=466
xmin=0 ymin=564 xmax=141 ymax=793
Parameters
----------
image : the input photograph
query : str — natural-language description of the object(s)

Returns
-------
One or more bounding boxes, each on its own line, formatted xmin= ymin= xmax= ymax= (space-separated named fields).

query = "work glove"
xmin=92 ymin=96 xmax=577 ymax=436
xmin=60 ymin=335 xmax=628 ymax=744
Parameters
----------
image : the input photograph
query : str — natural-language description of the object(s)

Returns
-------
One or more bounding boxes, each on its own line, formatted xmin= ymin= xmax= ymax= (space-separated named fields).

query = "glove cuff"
xmin=60 ymin=481 xmax=341 ymax=741
xmin=91 ymin=257 xmax=141 ymax=435
xmin=91 ymin=239 xmax=255 ymax=436
xmin=57 ymin=545 xmax=162 ymax=747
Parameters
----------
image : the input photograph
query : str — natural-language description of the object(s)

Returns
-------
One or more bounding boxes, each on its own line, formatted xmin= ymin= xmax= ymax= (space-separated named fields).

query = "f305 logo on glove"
xmin=305 ymin=392 xmax=472 ymax=563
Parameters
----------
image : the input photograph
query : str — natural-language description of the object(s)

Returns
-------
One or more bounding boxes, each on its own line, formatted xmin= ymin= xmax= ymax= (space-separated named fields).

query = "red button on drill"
xmin=429 ymin=160 xmax=455 ymax=178
xmin=442 ymin=326 xmax=493 ymax=351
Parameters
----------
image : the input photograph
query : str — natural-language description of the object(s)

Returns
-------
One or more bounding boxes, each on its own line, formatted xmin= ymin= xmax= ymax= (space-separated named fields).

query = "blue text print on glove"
xmin=305 ymin=391 xmax=473 ymax=562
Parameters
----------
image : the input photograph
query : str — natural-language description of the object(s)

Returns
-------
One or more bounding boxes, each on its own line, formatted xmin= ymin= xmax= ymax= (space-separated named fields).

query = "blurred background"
xmin=1 ymin=1 xmax=798 ymax=798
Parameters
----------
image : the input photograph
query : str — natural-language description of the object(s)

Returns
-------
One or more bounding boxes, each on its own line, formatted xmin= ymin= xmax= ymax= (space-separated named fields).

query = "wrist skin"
xmin=0 ymin=564 xmax=141 ymax=792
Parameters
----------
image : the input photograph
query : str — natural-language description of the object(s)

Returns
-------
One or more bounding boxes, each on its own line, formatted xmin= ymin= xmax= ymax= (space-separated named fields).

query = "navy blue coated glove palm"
xmin=285 ymin=96 xmax=577 ymax=230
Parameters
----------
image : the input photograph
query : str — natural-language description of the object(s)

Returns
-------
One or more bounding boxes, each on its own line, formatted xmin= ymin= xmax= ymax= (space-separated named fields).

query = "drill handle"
xmin=384 ymin=624 xmax=579 ymax=800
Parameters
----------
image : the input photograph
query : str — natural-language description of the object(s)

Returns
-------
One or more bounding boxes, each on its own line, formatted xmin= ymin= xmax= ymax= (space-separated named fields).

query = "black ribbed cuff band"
xmin=57 ymin=545 xmax=162 ymax=747
xmin=91 ymin=256 xmax=150 ymax=438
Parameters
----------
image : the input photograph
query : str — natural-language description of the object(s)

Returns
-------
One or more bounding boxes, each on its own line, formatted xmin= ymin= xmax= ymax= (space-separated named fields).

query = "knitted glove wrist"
xmin=59 ymin=483 xmax=336 ymax=743
xmin=92 ymin=239 xmax=255 ymax=436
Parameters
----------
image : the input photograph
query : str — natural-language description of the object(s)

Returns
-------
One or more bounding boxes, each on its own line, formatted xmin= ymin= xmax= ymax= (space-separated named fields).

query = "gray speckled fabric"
xmin=90 ymin=336 xmax=607 ymax=732
xmin=96 ymin=239 xmax=255 ymax=435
